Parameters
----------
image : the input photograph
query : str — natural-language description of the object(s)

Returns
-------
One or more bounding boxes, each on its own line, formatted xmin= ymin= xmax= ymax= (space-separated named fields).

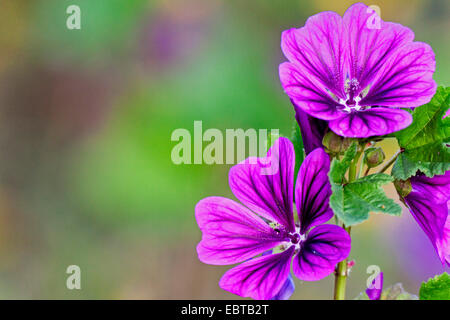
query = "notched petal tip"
xmin=360 ymin=41 xmax=437 ymax=109
xmin=279 ymin=9 xmax=348 ymax=120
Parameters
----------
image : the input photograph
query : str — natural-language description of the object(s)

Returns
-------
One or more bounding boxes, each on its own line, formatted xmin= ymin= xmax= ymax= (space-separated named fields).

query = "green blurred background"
xmin=0 ymin=0 xmax=448 ymax=299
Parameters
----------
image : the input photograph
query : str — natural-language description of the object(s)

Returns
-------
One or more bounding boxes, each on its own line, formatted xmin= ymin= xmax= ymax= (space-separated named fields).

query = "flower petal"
xmin=262 ymin=250 xmax=295 ymax=300
xmin=295 ymin=148 xmax=333 ymax=234
xmin=328 ymin=107 xmax=412 ymax=138
xmin=293 ymin=101 xmax=328 ymax=155
xmin=404 ymin=195 xmax=449 ymax=266
xmin=360 ymin=41 xmax=436 ymax=109
xmin=281 ymin=12 xmax=346 ymax=99
xmin=271 ymin=274 xmax=295 ymax=300
xmin=404 ymin=172 xmax=450 ymax=266
xmin=293 ymin=225 xmax=351 ymax=281
xmin=196 ymin=197 xmax=287 ymax=265
xmin=279 ymin=62 xmax=343 ymax=121
xmin=219 ymin=247 xmax=294 ymax=300
xmin=343 ymin=3 xmax=414 ymax=91
xmin=410 ymin=171 xmax=450 ymax=204
xmin=366 ymin=271 xmax=383 ymax=300
xmin=229 ymin=137 xmax=296 ymax=232
xmin=436 ymin=212 xmax=450 ymax=267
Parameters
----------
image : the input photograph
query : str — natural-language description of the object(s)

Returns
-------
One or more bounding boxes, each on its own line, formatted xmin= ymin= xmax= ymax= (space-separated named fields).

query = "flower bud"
xmin=322 ymin=131 xmax=356 ymax=154
xmin=322 ymin=131 xmax=342 ymax=153
xmin=341 ymin=137 xmax=357 ymax=151
xmin=364 ymin=147 xmax=385 ymax=168
xmin=394 ymin=179 xmax=412 ymax=198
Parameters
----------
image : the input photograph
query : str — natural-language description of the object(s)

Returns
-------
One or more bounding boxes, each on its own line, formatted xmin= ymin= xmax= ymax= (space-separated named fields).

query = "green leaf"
xmin=419 ymin=272 xmax=450 ymax=300
xmin=329 ymin=173 xmax=402 ymax=226
xmin=329 ymin=143 xmax=357 ymax=184
xmin=392 ymin=148 xmax=450 ymax=180
xmin=291 ymin=121 xmax=305 ymax=180
xmin=392 ymin=86 xmax=450 ymax=180
xmin=329 ymin=144 xmax=401 ymax=226
xmin=395 ymin=87 xmax=450 ymax=147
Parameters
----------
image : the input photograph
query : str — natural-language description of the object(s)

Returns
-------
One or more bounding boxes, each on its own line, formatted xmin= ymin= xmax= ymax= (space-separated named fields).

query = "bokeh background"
xmin=0 ymin=0 xmax=448 ymax=299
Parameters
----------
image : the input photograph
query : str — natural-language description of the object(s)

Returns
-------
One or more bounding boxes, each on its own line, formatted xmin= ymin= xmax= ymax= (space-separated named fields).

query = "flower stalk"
xmin=334 ymin=226 xmax=351 ymax=300
xmin=333 ymin=141 xmax=364 ymax=299
xmin=377 ymin=149 xmax=401 ymax=174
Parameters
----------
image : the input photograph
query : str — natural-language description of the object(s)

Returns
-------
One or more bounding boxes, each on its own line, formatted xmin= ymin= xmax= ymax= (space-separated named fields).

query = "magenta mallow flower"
xmin=366 ymin=272 xmax=383 ymax=300
xmin=279 ymin=3 xmax=436 ymax=138
xmin=195 ymin=137 xmax=351 ymax=299
xmin=403 ymin=171 xmax=450 ymax=266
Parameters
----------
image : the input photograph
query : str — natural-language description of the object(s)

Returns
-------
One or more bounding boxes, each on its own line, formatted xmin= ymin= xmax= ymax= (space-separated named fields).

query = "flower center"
xmin=288 ymin=232 xmax=305 ymax=245
xmin=337 ymin=78 xmax=369 ymax=113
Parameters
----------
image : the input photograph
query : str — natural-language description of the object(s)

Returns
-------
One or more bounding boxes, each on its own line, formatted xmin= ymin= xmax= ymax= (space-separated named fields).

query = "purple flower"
xmin=279 ymin=3 xmax=436 ymax=138
xmin=366 ymin=272 xmax=383 ymax=300
xmin=195 ymin=137 xmax=351 ymax=299
xmin=403 ymin=171 xmax=450 ymax=266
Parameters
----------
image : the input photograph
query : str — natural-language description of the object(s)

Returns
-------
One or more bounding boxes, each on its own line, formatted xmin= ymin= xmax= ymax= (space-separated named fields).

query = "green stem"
xmin=377 ymin=149 xmax=401 ymax=174
xmin=334 ymin=226 xmax=351 ymax=300
xmin=357 ymin=144 xmax=368 ymax=179
xmin=348 ymin=161 xmax=357 ymax=182
xmin=358 ymin=162 xmax=365 ymax=179
xmin=348 ymin=146 xmax=363 ymax=181
xmin=334 ymin=143 xmax=365 ymax=300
